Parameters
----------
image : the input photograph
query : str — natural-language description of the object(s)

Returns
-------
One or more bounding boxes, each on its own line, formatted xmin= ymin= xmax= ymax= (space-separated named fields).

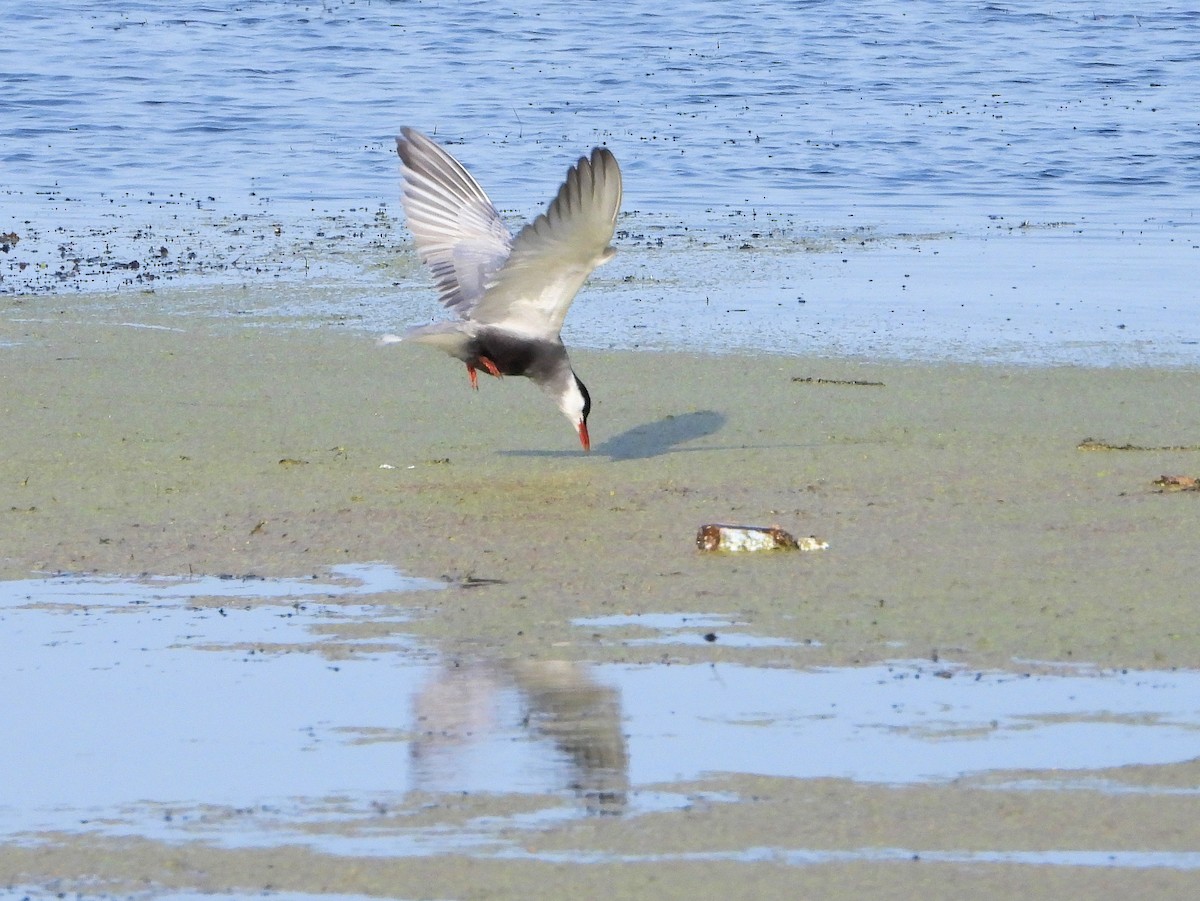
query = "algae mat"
xmin=1 ymin=318 xmax=1199 ymax=899
xmin=3 ymin=319 xmax=1197 ymax=670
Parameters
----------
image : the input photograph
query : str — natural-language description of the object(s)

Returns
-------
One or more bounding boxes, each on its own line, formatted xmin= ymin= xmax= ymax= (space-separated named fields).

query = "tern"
xmin=389 ymin=128 xmax=623 ymax=452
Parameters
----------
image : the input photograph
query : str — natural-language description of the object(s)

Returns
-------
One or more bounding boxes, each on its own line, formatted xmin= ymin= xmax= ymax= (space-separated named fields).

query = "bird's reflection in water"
xmin=410 ymin=658 xmax=629 ymax=816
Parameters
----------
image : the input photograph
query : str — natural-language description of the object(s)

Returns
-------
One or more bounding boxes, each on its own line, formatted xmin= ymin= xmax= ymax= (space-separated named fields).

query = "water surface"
xmin=2 ymin=566 xmax=1197 ymax=867
xmin=3 ymin=1 xmax=1197 ymax=363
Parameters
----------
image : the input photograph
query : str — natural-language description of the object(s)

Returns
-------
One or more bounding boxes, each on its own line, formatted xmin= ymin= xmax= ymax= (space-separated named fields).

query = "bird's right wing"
xmin=469 ymin=147 xmax=622 ymax=339
xmin=396 ymin=127 xmax=513 ymax=317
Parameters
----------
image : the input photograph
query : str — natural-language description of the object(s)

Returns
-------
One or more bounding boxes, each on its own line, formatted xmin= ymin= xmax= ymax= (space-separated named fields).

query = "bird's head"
xmin=558 ymin=374 xmax=591 ymax=452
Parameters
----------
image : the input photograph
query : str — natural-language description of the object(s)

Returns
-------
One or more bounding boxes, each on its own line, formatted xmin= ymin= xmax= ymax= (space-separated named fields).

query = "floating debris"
xmin=1078 ymin=437 xmax=1200 ymax=452
xmin=458 ymin=574 xmax=506 ymax=589
xmin=1153 ymin=475 xmax=1199 ymax=492
xmin=696 ymin=524 xmax=828 ymax=553
xmin=792 ymin=376 xmax=885 ymax=387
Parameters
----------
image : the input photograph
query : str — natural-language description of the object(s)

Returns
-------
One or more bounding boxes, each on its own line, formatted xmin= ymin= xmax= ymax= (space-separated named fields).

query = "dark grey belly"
xmin=470 ymin=329 xmax=568 ymax=380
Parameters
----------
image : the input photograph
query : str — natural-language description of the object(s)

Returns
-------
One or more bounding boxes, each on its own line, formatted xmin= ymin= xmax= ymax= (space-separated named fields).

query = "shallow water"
xmin=2 ymin=566 xmax=1197 ymax=868
xmin=5 ymin=1 xmax=1198 ymax=211
xmin=3 ymin=0 xmax=1198 ymax=363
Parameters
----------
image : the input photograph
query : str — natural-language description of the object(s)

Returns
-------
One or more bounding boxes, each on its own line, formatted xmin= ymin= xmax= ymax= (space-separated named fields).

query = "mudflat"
xmin=4 ymin=317 xmax=1197 ymax=670
xmin=2 ymin=315 xmax=1199 ymax=899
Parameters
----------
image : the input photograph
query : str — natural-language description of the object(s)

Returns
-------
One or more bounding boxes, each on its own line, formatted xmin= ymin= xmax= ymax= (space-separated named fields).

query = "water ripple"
xmin=3 ymin=1 xmax=1199 ymax=362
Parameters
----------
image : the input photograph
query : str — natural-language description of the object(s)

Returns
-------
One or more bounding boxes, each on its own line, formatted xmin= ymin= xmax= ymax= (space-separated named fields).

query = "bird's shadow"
xmin=499 ymin=410 xmax=727 ymax=461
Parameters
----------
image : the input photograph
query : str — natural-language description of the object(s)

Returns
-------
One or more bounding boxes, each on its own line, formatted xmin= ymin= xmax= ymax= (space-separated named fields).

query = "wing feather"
xmin=396 ymin=127 xmax=513 ymax=317
xmin=469 ymin=147 xmax=622 ymax=338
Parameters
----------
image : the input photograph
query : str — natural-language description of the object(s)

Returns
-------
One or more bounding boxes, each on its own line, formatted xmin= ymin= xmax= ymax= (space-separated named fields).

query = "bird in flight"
xmin=388 ymin=127 xmax=623 ymax=452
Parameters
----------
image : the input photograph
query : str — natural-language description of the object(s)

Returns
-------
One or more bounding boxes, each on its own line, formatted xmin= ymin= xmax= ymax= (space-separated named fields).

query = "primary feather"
xmin=396 ymin=129 xmax=622 ymax=339
xmin=396 ymin=127 xmax=514 ymax=317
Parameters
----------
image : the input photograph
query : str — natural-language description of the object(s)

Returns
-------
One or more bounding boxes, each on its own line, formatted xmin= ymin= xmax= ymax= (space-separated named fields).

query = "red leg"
xmin=480 ymin=355 xmax=503 ymax=379
xmin=466 ymin=363 xmax=479 ymax=390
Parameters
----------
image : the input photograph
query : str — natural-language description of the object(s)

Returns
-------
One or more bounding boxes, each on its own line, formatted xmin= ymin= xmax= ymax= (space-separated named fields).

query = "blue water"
xmin=3 ymin=0 xmax=1198 ymax=363
xmin=2 ymin=566 xmax=1198 ymax=866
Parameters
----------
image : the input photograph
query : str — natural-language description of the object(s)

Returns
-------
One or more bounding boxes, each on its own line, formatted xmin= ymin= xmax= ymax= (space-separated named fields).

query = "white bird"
xmin=389 ymin=128 xmax=623 ymax=452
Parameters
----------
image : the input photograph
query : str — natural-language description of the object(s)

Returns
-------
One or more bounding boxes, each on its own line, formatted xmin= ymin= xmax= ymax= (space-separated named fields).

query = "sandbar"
xmin=2 ymin=315 xmax=1198 ymax=899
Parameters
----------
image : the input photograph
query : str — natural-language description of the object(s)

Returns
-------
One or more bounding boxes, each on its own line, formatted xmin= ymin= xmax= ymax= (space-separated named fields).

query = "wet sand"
xmin=4 ymin=317 xmax=1197 ymax=669
xmin=2 ymin=315 xmax=1199 ymax=898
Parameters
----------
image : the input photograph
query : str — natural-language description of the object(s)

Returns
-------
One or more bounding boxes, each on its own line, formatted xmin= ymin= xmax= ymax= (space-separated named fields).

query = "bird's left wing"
xmin=396 ymin=127 xmax=514 ymax=317
xmin=469 ymin=147 xmax=622 ymax=339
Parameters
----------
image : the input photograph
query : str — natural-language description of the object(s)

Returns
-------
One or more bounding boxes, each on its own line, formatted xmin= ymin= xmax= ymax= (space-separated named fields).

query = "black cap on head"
xmin=574 ymin=375 xmax=591 ymax=423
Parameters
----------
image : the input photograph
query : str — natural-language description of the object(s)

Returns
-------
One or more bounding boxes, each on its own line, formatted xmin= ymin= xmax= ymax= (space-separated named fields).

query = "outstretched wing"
xmin=396 ymin=127 xmax=513 ymax=317
xmin=469 ymin=147 xmax=622 ymax=339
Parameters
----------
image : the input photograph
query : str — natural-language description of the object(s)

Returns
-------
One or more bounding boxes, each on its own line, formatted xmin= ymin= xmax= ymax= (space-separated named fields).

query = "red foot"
xmin=466 ymin=364 xmax=479 ymax=390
